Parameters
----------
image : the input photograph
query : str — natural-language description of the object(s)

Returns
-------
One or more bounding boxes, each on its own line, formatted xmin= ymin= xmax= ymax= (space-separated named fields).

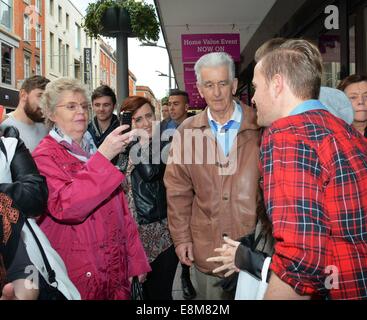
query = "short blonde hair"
xmin=254 ymin=37 xmax=286 ymax=63
xmin=40 ymin=78 xmax=90 ymax=129
xmin=259 ymin=39 xmax=322 ymax=100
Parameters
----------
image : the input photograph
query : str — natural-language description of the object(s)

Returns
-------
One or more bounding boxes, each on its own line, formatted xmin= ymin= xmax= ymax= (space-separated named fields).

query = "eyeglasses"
xmin=133 ymin=112 xmax=154 ymax=124
xmin=56 ymin=103 xmax=91 ymax=112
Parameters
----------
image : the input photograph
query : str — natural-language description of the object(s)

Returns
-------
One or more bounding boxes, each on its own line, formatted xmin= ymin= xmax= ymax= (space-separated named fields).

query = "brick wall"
xmin=14 ymin=0 xmax=45 ymax=85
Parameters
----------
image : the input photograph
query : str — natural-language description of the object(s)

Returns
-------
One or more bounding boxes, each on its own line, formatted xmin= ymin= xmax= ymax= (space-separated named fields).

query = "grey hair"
xmin=194 ymin=52 xmax=235 ymax=84
xmin=40 ymin=78 xmax=90 ymax=129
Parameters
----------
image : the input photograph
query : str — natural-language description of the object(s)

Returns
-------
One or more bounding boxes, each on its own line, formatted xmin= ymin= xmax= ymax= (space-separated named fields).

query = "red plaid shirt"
xmin=260 ymin=110 xmax=367 ymax=300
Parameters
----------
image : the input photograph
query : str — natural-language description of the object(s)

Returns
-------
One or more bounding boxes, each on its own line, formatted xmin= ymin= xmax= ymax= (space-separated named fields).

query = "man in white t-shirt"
xmin=1 ymin=75 xmax=50 ymax=152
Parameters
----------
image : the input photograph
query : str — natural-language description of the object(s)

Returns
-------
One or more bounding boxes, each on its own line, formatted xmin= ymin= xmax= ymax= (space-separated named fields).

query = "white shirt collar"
xmin=207 ymin=101 xmax=241 ymax=132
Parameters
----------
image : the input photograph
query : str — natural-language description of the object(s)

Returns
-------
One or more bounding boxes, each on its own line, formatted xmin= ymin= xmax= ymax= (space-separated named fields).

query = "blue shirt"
xmin=208 ymin=102 xmax=242 ymax=156
xmin=289 ymin=99 xmax=327 ymax=116
xmin=166 ymin=119 xmax=178 ymax=130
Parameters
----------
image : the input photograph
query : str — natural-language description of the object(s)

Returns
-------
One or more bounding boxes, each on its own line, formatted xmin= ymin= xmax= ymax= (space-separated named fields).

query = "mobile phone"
xmin=120 ymin=111 xmax=132 ymax=134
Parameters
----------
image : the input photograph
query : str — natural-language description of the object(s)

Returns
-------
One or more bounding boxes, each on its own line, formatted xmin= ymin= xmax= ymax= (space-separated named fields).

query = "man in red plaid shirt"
xmin=252 ymin=39 xmax=367 ymax=300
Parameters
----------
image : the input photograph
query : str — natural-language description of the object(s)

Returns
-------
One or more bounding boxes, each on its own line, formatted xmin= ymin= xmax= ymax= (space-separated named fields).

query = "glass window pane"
xmin=1 ymin=43 xmax=12 ymax=84
xmin=0 ymin=1 xmax=11 ymax=29
xmin=349 ymin=24 xmax=356 ymax=74
xmin=318 ymin=34 xmax=341 ymax=88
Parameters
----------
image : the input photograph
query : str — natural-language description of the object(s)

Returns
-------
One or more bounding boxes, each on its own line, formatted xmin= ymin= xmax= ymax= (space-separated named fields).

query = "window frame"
xmin=0 ymin=0 xmax=12 ymax=30
xmin=1 ymin=42 xmax=14 ymax=86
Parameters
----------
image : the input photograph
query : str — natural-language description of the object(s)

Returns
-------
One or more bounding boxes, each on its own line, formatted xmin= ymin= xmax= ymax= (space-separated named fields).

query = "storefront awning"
xmin=154 ymin=0 xmax=307 ymax=91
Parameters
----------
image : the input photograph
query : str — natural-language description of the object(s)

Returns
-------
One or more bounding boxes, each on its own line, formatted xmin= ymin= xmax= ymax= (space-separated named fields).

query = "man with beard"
xmin=1 ymin=76 xmax=50 ymax=152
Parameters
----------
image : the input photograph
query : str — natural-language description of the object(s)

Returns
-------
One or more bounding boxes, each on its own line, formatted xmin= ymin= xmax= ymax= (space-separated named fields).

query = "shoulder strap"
xmin=252 ymin=228 xmax=266 ymax=251
xmin=24 ymin=219 xmax=57 ymax=286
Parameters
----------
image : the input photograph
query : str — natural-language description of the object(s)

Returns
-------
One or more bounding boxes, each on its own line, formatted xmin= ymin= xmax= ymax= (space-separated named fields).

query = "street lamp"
xmin=140 ymin=41 xmax=174 ymax=91
xmin=155 ymin=70 xmax=175 ymax=79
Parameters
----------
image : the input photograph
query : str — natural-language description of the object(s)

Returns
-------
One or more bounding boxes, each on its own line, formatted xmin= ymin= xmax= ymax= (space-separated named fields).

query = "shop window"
xmin=318 ymin=34 xmax=341 ymax=88
xmin=1 ymin=43 xmax=12 ymax=85
xmin=349 ymin=24 xmax=356 ymax=74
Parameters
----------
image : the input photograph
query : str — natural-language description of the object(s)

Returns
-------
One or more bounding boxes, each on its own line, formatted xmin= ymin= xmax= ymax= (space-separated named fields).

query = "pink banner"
xmin=184 ymin=82 xmax=198 ymax=92
xmin=183 ymin=64 xmax=196 ymax=83
xmin=186 ymin=89 xmax=206 ymax=109
xmin=182 ymin=34 xmax=240 ymax=62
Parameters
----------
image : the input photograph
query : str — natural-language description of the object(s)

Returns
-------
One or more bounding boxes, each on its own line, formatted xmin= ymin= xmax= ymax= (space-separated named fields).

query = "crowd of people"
xmin=1 ymin=37 xmax=367 ymax=300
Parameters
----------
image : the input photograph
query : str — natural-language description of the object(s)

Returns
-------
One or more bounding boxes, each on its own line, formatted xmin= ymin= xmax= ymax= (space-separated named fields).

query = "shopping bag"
xmin=235 ymin=256 xmax=271 ymax=300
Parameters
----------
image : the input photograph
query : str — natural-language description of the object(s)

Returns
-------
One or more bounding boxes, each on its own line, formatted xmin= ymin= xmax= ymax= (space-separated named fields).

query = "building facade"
xmin=45 ymin=0 xmax=89 ymax=83
xmin=1 ymin=0 xmax=160 ymax=110
xmin=0 ymin=0 xmax=45 ymax=110
xmin=136 ymin=85 xmax=160 ymax=117
xmin=99 ymin=39 xmax=117 ymax=91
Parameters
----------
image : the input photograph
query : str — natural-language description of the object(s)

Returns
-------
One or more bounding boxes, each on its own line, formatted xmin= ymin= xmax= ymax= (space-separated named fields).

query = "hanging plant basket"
xmin=82 ymin=0 xmax=160 ymax=42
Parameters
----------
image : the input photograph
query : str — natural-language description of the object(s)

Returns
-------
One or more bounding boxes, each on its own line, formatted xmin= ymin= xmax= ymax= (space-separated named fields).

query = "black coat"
xmin=130 ymin=141 xmax=167 ymax=225
xmin=0 ymin=126 xmax=48 ymax=270
xmin=87 ymin=114 xmax=119 ymax=147
xmin=0 ymin=126 xmax=48 ymax=218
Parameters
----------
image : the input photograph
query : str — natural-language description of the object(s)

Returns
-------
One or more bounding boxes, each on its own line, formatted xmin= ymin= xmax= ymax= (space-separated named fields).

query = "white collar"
xmin=207 ymin=101 xmax=241 ymax=131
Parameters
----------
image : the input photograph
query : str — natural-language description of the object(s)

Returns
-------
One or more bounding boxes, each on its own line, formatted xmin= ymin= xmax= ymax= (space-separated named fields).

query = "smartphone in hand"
xmin=120 ymin=111 xmax=132 ymax=134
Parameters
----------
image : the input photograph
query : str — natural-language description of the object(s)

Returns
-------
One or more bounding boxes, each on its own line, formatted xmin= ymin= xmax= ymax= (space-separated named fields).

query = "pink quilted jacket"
xmin=33 ymin=135 xmax=151 ymax=300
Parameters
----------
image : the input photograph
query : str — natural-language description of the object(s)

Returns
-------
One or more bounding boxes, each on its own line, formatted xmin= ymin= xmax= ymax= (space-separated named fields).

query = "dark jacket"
xmin=87 ymin=114 xmax=120 ymax=164
xmin=165 ymin=104 xmax=261 ymax=274
xmin=87 ymin=114 xmax=119 ymax=147
xmin=130 ymin=141 xmax=167 ymax=225
xmin=0 ymin=126 xmax=48 ymax=273
xmin=235 ymin=231 xmax=273 ymax=281
xmin=0 ymin=126 xmax=48 ymax=219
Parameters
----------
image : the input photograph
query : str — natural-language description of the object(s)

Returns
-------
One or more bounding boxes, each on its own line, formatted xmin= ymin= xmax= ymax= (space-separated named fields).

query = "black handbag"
xmin=25 ymin=219 xmax=67 ymax=300
xmin=131 ymin=276 xmax=144 ymax=300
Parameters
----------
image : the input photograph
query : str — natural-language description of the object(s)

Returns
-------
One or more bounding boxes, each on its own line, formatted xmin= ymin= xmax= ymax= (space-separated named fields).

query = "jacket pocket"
xmin=65 ymin=249 xmax=104 ymax=300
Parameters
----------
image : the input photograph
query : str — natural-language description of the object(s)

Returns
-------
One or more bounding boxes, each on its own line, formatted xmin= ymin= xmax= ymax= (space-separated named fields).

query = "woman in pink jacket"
xmin=32 ymin=78 xmax=150 ymax=300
